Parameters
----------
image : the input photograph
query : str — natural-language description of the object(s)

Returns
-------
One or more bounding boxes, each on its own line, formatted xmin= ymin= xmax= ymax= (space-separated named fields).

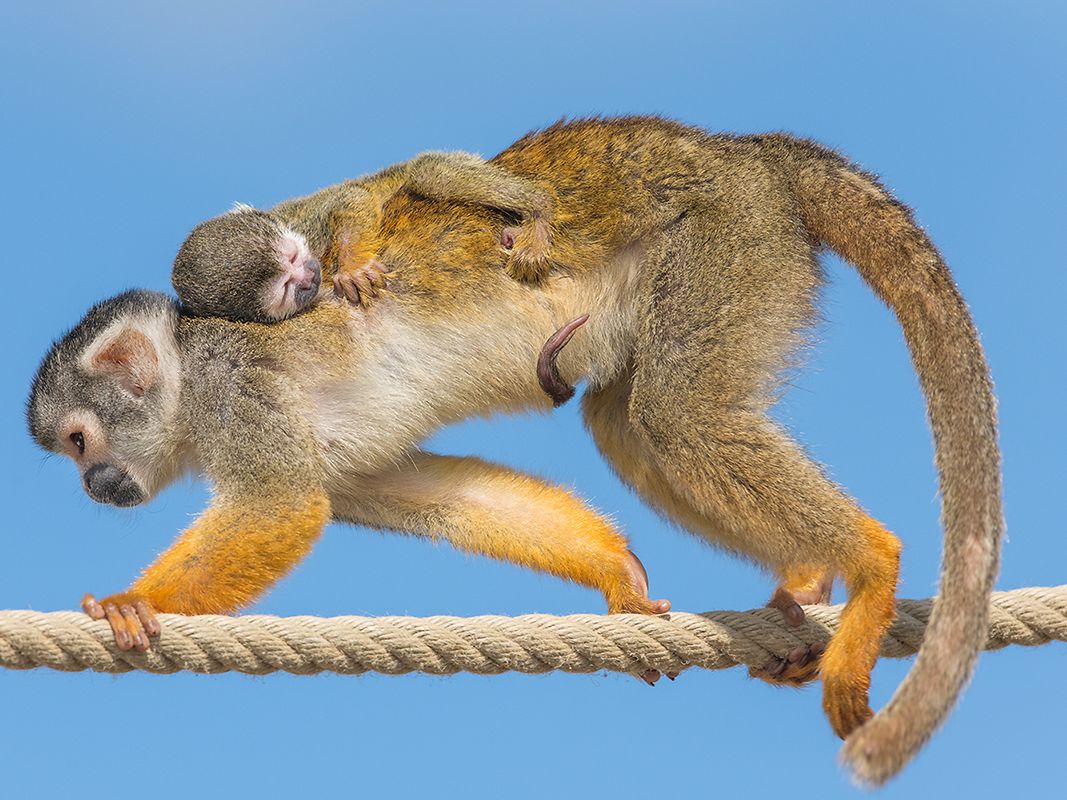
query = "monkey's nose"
xmin=292 ymin=259 xmax=322 ymax=308
xmin=83 ymin=463 xmax=145 ymax=507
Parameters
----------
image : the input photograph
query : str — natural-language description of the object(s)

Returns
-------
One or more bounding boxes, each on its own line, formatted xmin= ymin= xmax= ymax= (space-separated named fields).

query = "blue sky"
xmin=1 ymin=2 xmax=1064 ymax=797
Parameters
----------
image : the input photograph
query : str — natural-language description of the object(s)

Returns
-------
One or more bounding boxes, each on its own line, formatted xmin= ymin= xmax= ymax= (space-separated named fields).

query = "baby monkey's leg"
xmin=404 ymin=151 xmax=556 ymax=282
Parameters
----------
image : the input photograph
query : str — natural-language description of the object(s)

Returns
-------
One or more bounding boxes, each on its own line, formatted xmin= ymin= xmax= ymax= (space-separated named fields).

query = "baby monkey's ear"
xmin=89 ymin=328 xmax=159 ymax=397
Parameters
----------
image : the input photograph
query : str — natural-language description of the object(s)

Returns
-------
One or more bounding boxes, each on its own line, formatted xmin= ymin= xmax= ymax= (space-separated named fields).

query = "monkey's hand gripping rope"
xmin=0 ymin=585 xmax=1063 ymax=676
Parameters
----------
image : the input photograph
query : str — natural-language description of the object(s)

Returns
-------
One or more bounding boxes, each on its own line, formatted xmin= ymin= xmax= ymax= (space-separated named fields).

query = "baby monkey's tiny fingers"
xmin=333 ymin=259 xmax=391 ymax=308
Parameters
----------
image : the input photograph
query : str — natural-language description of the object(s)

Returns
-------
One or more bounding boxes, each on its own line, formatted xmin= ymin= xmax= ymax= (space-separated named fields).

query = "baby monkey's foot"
xmin=610 ymin=549 xmax=673 ymax=686
xmin=82 ymin=593 xmax=160 ymax=652
xmin=502 ymin=215 xmax=552 ymax=283
xmin=333 ymin=258 xmax=390 ymax=308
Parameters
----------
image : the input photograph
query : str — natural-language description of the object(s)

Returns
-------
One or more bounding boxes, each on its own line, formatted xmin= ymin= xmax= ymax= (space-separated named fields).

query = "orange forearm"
xmin=128 ymin=490 xmax=331 ymax=615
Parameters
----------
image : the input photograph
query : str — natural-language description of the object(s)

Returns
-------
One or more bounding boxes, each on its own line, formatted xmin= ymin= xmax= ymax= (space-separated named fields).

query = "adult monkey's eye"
xmin=70 ymin=431 xmax=85 ymax=456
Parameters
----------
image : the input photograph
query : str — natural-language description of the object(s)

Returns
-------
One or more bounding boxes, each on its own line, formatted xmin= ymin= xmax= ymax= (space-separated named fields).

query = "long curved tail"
xmin=773 ymin=136 xmax=1004 ymax=784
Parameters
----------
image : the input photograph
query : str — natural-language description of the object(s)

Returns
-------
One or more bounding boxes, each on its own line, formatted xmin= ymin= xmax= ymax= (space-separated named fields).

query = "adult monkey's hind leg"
xmin=625 ymin=195 xmax=901 ymax=738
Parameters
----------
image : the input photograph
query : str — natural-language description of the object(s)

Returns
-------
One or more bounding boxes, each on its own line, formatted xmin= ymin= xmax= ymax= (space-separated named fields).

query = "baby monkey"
xmin=173 ymin=151 xmax=556 ymax=322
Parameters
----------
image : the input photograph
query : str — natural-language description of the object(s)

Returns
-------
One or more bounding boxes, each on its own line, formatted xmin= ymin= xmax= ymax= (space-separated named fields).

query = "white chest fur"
xmin=311 ymin=241 xmax=647 ymax=481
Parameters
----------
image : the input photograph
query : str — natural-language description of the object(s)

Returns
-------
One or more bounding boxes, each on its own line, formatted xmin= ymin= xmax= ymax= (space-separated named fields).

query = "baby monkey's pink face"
xmin=261 ymin=229 xmax=323 ymax=320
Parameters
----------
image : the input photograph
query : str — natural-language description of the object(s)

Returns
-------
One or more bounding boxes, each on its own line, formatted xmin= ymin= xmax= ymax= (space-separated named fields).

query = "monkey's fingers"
xmin=82 ymin=593 xmax=160 ymax=651
xmin=102 ymin=603 xmax=134 ymax=651
xmin=81 ymin=593 xmax=106 ymax=620
xmin=364 ymin=258 xmax=390 ymax=284
xmin=333 ymin=265 xmax=388 ymax=309
xmin=118 ymin=604 xmax=152 ymax=652
xmin=351 ymin=272 xmax=377 ymax=308
xmin=332 ymin=273 xmax=361 ymax=306
xmin=134 ymin=600 xmax=161 ymax=638
xmin=537 ymin=314 xmax=590 ymax=406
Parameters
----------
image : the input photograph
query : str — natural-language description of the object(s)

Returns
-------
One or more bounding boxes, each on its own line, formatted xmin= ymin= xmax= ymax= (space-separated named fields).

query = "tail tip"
xmin=840 ymin=714 xmax=913 ymax=788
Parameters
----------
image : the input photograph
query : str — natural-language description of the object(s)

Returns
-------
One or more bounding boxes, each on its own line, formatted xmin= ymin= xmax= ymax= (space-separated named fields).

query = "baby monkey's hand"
xmin=333 ymin=258 xmax=390 ymax=308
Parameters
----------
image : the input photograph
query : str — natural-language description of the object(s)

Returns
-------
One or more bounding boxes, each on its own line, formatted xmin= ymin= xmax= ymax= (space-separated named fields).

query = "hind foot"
xmin=749 ymin=568 xmax=833 ymax=686
xmin=766 ymin=569 xmax=834 ymax=626
xmin=750 ymin=641 xmax=826 ymax=686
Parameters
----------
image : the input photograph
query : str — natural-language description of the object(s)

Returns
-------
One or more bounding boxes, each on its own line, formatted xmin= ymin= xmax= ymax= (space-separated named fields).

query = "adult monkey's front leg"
xmin=84 ymin=355 xmax=331 ymax=650
xmin=83 ymin=490 xmax=330 ymax=650
xmin=331 ymin=452 xmax=670 ymax=616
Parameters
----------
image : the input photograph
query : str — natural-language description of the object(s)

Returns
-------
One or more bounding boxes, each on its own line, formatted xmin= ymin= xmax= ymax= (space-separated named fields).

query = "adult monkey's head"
xmin=27 ymin=290 xmax=185 ymax=507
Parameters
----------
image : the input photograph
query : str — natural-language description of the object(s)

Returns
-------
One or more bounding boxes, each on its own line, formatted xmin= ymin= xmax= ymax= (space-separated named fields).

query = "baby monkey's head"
xmin=172 ymin=206 xmax=322 ymax=323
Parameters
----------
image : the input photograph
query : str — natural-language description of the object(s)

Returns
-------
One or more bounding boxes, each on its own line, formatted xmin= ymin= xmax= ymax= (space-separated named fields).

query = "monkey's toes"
xmin=616 ymin=549 xmax=671 ymax=615
xmin=768 ymin=587 xmax=807 ymax=626
xmin=749 ymin=641 xmax=825 ymax=687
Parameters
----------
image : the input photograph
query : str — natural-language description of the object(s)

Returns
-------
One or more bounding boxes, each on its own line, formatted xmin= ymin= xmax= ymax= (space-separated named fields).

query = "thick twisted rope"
xmin=0 ymin=585 xmax=1063 ymax=676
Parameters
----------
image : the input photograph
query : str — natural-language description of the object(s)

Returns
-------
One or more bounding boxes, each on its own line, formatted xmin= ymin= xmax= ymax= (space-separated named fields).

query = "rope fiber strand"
xmin=1 ymin=585 xmax=1063 ymax=677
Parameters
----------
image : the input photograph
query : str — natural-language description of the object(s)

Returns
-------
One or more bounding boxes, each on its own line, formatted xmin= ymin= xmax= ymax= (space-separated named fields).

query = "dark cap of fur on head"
xmin=172 ymin=208 xmax=285 ymax=322
xmin=26 ymin=289 xmax=178 ymax=450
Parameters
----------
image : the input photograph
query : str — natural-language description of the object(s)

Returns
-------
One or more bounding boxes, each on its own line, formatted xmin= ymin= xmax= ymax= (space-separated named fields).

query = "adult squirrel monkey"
xmin=27 ymin=116 xmax=1001 ymax=785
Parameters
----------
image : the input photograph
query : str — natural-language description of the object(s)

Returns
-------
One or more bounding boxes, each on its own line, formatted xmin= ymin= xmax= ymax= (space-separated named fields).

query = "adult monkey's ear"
xmin=90 ymin=327 xmax=159 ymax=397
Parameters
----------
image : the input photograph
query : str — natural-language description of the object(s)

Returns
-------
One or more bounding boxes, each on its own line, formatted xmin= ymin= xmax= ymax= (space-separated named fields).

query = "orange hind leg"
xmin=821 ymin=517 xmax=901 ymax=737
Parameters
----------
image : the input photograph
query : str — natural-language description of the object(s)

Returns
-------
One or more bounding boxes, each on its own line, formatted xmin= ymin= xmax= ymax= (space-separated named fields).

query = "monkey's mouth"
xmin=83 ymin=463 xmax=146 ymax=507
